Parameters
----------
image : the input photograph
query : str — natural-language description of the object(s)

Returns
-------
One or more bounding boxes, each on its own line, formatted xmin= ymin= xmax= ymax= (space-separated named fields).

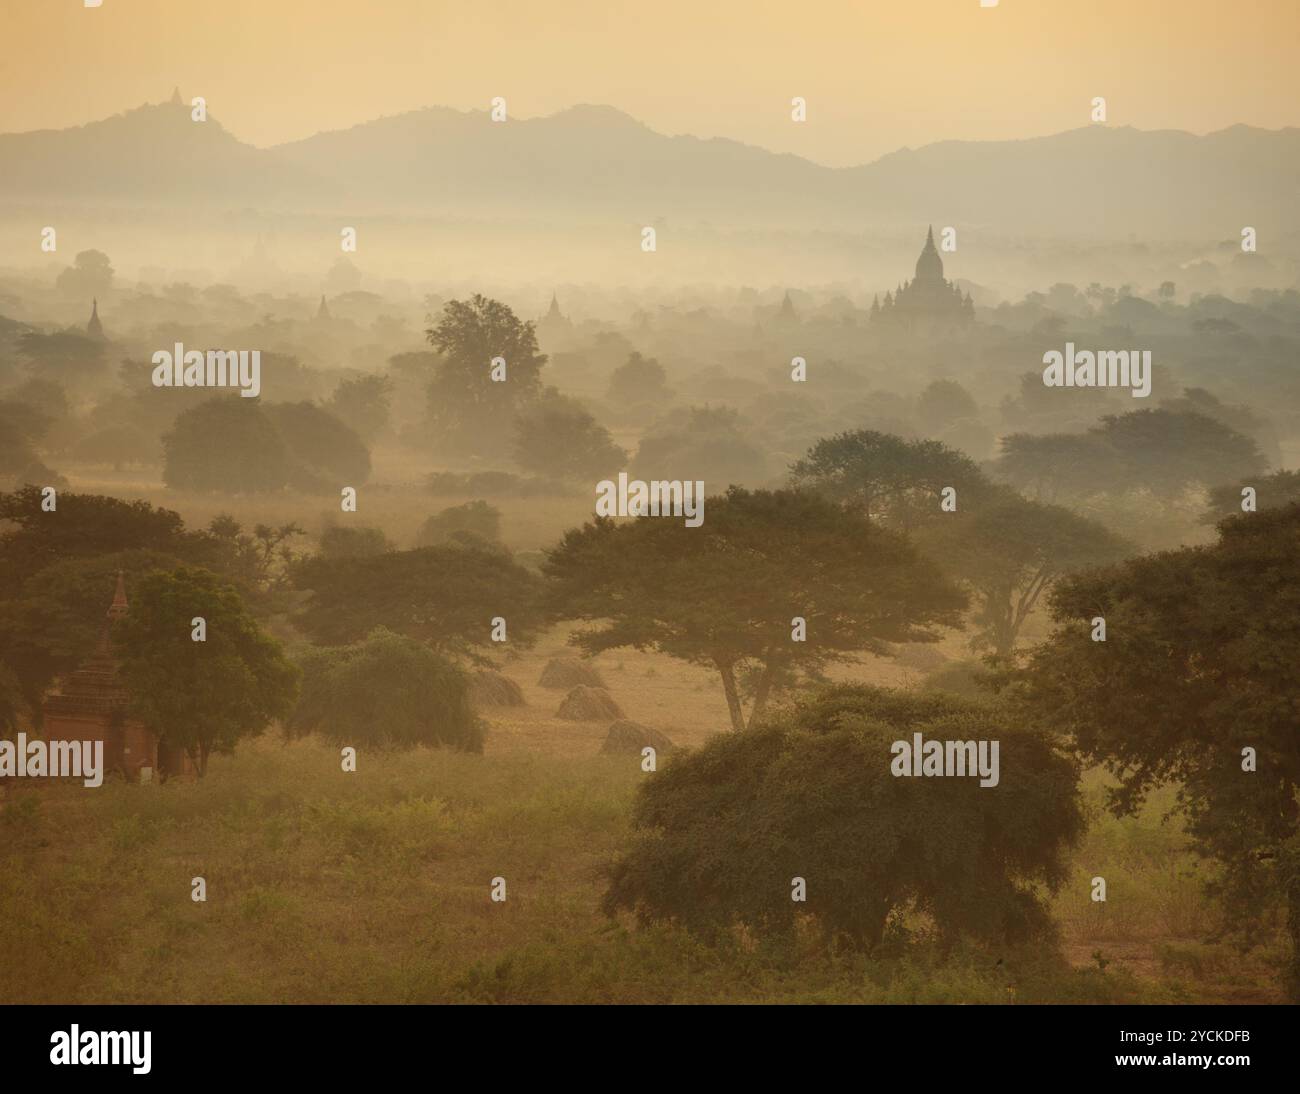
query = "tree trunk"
xmin=715 ymin=659 xmax=747 ymax=732
xmin=748 ymin=661 xmax=777 ymax=728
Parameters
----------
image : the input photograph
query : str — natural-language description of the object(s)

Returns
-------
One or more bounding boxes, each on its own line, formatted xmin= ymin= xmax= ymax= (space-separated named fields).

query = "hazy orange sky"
xmin=5 ymin=0 xmax=1297 ymax=166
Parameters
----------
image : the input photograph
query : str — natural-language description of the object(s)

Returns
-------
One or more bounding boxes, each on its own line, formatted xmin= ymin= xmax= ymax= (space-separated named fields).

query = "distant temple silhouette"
xmin=871 ymin=226 xmax=974 ymax=330
xmin=537 ymin=291 xmax=574 ymax=341
xmin=87 ymin=298 xmax=104 ymax=339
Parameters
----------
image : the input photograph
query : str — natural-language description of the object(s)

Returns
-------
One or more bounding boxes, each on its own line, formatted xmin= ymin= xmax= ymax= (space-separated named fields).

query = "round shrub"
xmin=288 ymin=627 xmax=484 ymax=752
xmin=604 ymin=684 xmax=1082 ymax=949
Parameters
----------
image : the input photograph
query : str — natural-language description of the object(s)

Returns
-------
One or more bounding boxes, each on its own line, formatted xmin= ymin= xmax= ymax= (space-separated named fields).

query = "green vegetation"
xmin=288 ymin=627 xmax=484 ymax=752
xmin=4 ymin=735 xmax=1273 ymax=1004
xmin=607 ymin=687 xmax=1083 ymax=949
xmin=115 ymin=567 xmax=300 ymax=776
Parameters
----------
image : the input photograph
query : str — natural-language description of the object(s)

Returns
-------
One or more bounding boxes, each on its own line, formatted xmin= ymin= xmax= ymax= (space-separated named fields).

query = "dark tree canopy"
xmin=607 ymin=351 xmax=672 ymax=406
xmin=318 ymin=525 xmax=393 ymax=559
xmin=1092 ymin=408 xmax=1266 ymax=494
xmin=264 ymin=400 xmax=372 ymax=488
xmin=326 ymin=373 xmax=393 ymax=441
xmin=0 ymin=486 xmax=200 ymax=586
xmin=545 ymin=486 xmax=967 ymax=730
xmin=921 ymin=489 xmax=1134 ymax=657
xmin=1204 ymin=469 xmax=1300 ymax=524
xmin=631 ymin=405 xmax=770 ymax=490
xmin=415 ymin=500 xmax=502 ymax=548
xmin=1017 ymin=503 xmax=1300 ymax=997
xmin=287 ymin=627 xmax=483 ymax=752
xmin=17 ymin=330 xmax=106 ymax=382
xmin=790 ymin=429 xmax=990 ymax=531
xmin=606 ymin=685 xmax=1082 ymax=950
xmin=992 ymin=432 xmax=1124 ymax=503
xmin=915 ymin=379 xmax=978 ymax=433
xmin=114 ymin=567 xmax=300 ymax=776
xmin=291 ymin=543 xmax=549 ymax=658
xmin=425 ymin=294 xmax=547 ymax=452
xmin=162 ymin=397 xmax=292 ymax=493
xmin=512 ymin=391 xmax=625 ymax=481
xmin=0 ymin=549 xmax=186 ymax=724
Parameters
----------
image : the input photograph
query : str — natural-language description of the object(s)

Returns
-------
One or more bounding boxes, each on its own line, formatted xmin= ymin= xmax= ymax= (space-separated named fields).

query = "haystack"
xmin=469 ymin=669 xmax=526 ymax=707
xmin=600 ymin=720 xmax=675 ymax=756
xmin=538 ymin=656 xmax=606 ymax=689
xmin=555 ymin=685 xmax=624 ymax=721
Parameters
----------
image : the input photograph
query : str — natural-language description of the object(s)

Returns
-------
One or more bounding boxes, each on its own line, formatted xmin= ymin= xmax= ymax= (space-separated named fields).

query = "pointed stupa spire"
xmin=317 ymin=294 xmax=330 ymax=320
xmin=915 ymin=224 xmax=944 ymax=282
xmin=95 ymin=571 xmax=128 ymax=656
xmin=108 ymin=571 xmax=128 ymax=620
xmin=170 ymin=86 xmax=182 ymax=106
xmin=87 ymin=297 xmax=104 ymax=338
xmin=546 ymin=291 xmax=562 ymax=319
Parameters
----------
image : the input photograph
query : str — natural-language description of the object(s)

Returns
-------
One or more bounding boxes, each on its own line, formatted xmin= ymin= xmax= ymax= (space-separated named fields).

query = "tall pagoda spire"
xmin=94 ymin=571 xmax=128 ymax=656
xmin=914 ymin=225 xmax=943 ymax=282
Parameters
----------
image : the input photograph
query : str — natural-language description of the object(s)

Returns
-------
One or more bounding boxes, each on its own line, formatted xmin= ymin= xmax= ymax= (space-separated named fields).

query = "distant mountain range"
xmin=3 ymin=99 xmax=1297 ymax=239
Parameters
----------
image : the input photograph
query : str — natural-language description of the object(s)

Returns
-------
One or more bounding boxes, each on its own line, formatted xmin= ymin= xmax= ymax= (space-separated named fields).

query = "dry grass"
xmin=3 ymin=464 xmax=1282 ymax=1003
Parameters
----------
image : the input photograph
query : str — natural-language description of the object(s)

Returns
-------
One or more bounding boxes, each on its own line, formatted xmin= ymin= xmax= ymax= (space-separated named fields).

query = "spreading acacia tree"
xmin=425 ymin=294 xmax=547 ymax=453
xmin=114 ymin=567 xmax=300 ymax=776
xmin=544 ymin=487 xmax=967 ymax=731
xmin=920 ymin=488 xmax=1133 ymax=658
xmin=1015 ymin=503 xmax=1300 ymax=999
xmin=789 ymin=429 xmax=990 ymax=531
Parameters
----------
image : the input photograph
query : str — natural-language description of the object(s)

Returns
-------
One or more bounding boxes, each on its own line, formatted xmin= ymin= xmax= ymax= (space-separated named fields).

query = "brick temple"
xmin=41 ymin=572 xmax=193 ymax=782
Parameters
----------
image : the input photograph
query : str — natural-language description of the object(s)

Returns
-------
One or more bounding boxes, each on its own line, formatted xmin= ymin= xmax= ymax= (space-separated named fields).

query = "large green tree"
xmin=606 ymin=685 xmax=1083 ymax=949
xmin=162 ymin=397 xmax=292 ymax=493
xmin=1016 ymin=503 xmax=1300 ymax=998
xmin=921 ymin=490 xmax=1133 ymax=658
xmin=790 ymin=430 xmax=990 ymax=531
xmin=992 ymin=432 xmax=1123 ymax=504
xmin=425 ymin=294 xmax=547 ymax=452
xmin=0 ymin=486 xmax=201 ymax=586
xmin=1091 ymin=408 xmax=1266 ymax=495
xmin=0 ymin=549 xmax=185 ymax=724
xmin=114 ymin=567 xmax=300 ymax=776
xmin=545 ymin=487 xmax=967 ymax=731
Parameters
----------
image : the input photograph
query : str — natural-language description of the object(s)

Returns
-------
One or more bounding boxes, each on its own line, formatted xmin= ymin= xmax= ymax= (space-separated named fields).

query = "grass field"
xmin=1 ymin=628 xmax=1285 ymax=1004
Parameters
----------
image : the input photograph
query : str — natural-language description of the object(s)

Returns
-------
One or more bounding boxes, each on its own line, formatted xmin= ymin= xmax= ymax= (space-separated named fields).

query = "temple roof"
xmin=44 ymin=573 xmax=135 ymax=719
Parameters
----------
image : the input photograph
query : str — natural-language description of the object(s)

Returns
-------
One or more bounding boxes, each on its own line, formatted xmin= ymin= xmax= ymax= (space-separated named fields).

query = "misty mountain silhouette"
xmin=3 ymin=99 xmax=1297 ymax=238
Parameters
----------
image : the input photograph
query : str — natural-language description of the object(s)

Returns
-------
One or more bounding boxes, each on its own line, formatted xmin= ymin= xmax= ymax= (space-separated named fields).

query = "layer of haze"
xmin=5 ymin=0 xmax=1298 ymax=166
